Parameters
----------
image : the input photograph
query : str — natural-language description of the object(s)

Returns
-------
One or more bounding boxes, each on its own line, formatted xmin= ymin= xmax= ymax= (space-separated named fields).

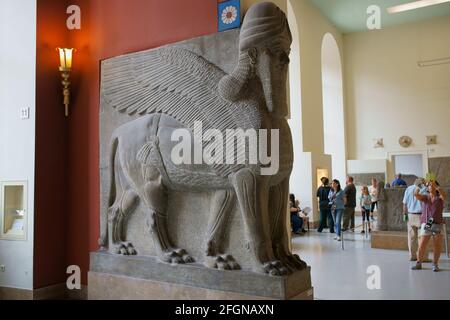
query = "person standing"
xmin=392 ymin=173 xmax=407 ymax=187
xmin=342 ymin=176 xmax=356 ymax=232
xmin=412 ymin=181 xmax=447 ymax=272
xmin=360 ymin=186 xmax=372 ymax=233
xmin=329 ymin=179 xmax=345 ymax=241
xmin=403 ymin=178 xmax=430 ymax=262
xmin=369 ymin=178 xmax=379 ymax=221
xmin=317 ymin=177 xmax=334 ymax=233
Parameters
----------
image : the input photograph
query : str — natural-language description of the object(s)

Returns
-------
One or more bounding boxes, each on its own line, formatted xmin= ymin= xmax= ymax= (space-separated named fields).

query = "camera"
xmin=424 ymin=218 xmax=434 ymax=231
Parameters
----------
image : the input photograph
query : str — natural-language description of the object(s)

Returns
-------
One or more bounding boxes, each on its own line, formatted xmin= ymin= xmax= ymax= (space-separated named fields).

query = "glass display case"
xmin=0 ymin=181 xmax=27 ymax=240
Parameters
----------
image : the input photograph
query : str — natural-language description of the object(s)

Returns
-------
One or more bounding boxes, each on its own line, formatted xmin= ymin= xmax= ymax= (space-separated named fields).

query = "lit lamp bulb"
xmin=59 ymin=48 xmax=73 ymax=71
xmin=57 ymin=48 xmax=75 ymax=117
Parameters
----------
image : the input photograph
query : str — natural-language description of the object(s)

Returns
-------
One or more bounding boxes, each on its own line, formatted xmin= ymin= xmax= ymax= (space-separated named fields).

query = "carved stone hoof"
xmin=279 ymin=253 xmax=307 ymax=271
xmin=181 ymin=254 xmax=195 ymax=263
xmin=289 ymin=253 xmax=307 ymax=270
xmin=205 ymin=254 xmax=241 ymax=271
xmin=162 ymin=252 xmax=183 ymax=264
xmin=263 ymin=260 xmax=289 ymax=276
xmin=163 ymin=248 xmax=195 ymax=264
xmin=274 ymin=245 xmax=307 ymax=271
xmin=112 ymin=242 xmax=137 ymax=256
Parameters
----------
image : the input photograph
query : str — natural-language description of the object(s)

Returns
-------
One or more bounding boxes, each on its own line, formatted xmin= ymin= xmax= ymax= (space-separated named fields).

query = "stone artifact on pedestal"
xmin=376 ymin=182 xmax=405 ymax=232
xmin=373 ymin=183 xmax=450 ymax=252
xmin=90 ymin=2 xmax=313 ymax=300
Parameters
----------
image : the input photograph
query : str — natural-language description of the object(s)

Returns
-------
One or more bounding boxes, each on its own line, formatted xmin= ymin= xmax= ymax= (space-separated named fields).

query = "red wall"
xmin=35 ymin=0 xmax=217 ymax=287
xmin=34 ymin=0 xmax=70 ymax=289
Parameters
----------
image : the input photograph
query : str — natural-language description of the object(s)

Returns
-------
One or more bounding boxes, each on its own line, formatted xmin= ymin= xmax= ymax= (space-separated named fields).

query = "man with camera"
xmin=411 ymin=181 xmax=447 ymax=272
xmin=402 ymin=178 xmax=430 ymax=262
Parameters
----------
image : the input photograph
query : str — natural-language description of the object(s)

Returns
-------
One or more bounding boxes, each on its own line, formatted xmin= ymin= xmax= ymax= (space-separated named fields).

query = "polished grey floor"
xmin=292 ymin=223 xmax=450 ymax=300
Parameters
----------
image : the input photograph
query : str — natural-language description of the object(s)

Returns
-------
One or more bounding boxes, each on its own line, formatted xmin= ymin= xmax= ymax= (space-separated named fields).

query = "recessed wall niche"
xmin=0 ymin=181 xmax=27 ymax=241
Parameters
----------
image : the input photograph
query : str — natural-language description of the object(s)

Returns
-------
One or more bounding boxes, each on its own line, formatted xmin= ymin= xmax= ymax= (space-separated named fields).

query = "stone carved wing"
xmin=101 ymin=48 xmax=261 ymax=133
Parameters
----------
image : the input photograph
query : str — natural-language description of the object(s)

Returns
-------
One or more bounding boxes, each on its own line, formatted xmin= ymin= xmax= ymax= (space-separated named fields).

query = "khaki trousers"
xmin=408 ymin=213 xmax=428 ymax=260
xmin=343 ymin=207 xmax=355 ymax=230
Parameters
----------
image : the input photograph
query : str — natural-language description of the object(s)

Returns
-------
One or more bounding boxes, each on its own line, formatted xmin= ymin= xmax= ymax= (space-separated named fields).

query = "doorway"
xmin=393 ymin=154 xmax=423 ymax=177
xmin=390 ymin=152 xmax=429 ymax=184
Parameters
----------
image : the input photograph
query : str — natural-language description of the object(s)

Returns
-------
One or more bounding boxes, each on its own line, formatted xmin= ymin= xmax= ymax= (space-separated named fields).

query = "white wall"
xmin=291 ymin=0 xmax=344 ymax=156
xmin=287 ymin=0 xmax=343 ymax=221
xmin=0 ymin=0 xmax=36 ymax=290
xmin=345 ymin=16 xmax=450 ymax=162
xmin=347 ymin=159 xmax=387 ymax=174
xmin=287 ymin=0 xmax=304 ymax=200
xmin=394 ymin=154 xmax=424 ymax=177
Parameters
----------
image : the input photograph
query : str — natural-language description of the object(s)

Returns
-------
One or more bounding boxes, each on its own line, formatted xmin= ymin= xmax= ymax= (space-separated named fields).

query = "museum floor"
xmin=293 ymin=219 xmax=450 ymax=300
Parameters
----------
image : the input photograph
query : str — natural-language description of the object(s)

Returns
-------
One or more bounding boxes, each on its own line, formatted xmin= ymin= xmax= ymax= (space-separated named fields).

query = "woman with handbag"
xmin=328 ymin=179 xmax=345 ymax=241
xmin=412 ymin=181 xmax=447 ymax=272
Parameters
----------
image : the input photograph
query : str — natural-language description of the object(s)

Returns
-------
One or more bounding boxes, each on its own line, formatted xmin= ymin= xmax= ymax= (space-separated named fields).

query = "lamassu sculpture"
xmin=99 ymin=2 xmax=306 ymax=276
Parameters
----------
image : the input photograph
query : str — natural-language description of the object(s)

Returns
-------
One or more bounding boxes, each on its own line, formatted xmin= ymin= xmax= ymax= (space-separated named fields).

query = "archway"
xmin=321 ymin=33 xmax=346 ymax=183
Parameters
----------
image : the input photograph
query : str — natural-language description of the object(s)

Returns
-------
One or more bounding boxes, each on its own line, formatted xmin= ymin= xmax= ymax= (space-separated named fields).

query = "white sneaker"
xmin=337 ymin=237 xmax=342 ymax=241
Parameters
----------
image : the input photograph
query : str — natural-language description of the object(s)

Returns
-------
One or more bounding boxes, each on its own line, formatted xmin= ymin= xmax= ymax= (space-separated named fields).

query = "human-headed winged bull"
xmin=99 ymin=2 xmax=306 ymax=276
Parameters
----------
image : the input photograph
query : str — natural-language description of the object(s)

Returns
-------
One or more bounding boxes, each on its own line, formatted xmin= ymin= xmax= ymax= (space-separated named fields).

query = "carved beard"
xmin=218 ymin=52 xmax=254 ymax=102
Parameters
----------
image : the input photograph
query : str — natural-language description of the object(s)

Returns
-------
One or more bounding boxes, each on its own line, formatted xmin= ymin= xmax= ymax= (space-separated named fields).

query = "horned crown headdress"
xmin=219 ymin=2 xmax=292 ymax=101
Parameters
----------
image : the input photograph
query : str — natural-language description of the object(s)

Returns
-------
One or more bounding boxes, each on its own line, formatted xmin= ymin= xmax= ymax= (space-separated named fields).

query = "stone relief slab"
xmin=349 ymin=173 xmax=385 ymax=187
xmin=429 ymin=157 xmax=450 ymax=188
xmin=377 ymin=187 xmax=407 ymax=232
xmin=96 ymin=3 xmax=308 ymax=283
xmin=378 ymin=185 xmax=450 ymax=232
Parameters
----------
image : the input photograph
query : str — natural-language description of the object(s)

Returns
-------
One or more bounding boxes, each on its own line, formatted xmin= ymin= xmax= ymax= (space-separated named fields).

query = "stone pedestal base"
xmin=371 ymin=231 xmax=409 ymax=250
xmin=88 ymin=251 xmax=314 ymax=300
xmin=372 ymin=231 xmax=449 ymax=253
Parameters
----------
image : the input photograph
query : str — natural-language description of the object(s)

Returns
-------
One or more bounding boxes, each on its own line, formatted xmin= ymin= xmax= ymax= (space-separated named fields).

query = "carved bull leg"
xmin=270 ymin=179 xmax=307 ymax=271
xmin=204 ymin=189 xmax=240 ymax=270
xmin=142 ymin=167 xmax=194 ymax=264
xmin=230 ymin=168 xmax=288 ymax=276
xmin=107 ymin=189 xmax=139 ymax=255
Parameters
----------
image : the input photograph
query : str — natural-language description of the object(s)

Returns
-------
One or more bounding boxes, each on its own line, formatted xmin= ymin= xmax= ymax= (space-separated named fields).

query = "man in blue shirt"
xmin=403 ymin=178 xmax=429 ymax=262
xmin=392 ymin=173 xmax=407 ymax=187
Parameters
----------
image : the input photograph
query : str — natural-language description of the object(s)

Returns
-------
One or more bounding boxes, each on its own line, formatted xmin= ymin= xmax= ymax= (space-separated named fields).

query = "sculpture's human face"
xmin=256 ymin=41 xmax=291 ymax=118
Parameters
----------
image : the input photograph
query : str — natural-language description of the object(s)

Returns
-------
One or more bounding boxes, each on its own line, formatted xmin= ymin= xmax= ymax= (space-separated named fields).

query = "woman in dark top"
xmin=317 ymin=177 xmax=334 ymax=233
xmin=290 ymin=194 xmax=304 ymax=234
xmin=412 ymin=181 xmax=447 ymax=272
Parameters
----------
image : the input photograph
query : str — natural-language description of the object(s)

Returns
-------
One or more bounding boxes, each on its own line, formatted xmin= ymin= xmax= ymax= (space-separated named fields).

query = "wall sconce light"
xmin=57 ymin=48 xmax=75 ymax=117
